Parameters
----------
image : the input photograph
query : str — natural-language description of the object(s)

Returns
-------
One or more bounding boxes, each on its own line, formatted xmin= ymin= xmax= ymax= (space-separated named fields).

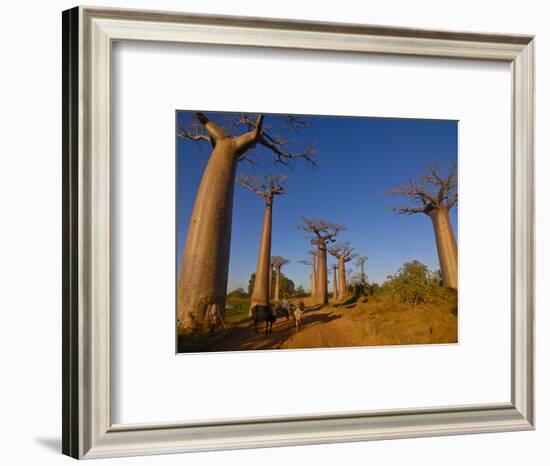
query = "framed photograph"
xmin=175 ymin=110 xmax=459 ymax=353
xmin=62 ymin=6 xmax=535 ymax=459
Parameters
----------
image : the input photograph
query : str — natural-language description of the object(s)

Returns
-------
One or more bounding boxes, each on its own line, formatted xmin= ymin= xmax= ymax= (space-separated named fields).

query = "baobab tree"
xmin=346 ymin=267 xmax=356 ymax=295
xmin=355 ymin=256 xmax=369 ymax=287
xmin=386 ymin=162 xmax=458 ymax=289
xmin=297 ymin=258 xmax=315 ymax=298
xmin=297 ymin=250 xmax=317 ymax=298
xmin=308 ymin=250 xmax=317 ymax=299
xmin=299 ymin=218 xmax=345 ymax=304
xmin=331 ymin=264 xmax=339 ymax=300
xmin=271 ymin=256 xmax=290 ymax=302
xmin=327 ymin=242 xmax=357 ymax=298
xmin=269 ymin=263 xmax=273 ymax=299
xmin=238 ymin=174 xmax=287 ymax=314
xmin=177 ymin=112 xmax=317 ymax=334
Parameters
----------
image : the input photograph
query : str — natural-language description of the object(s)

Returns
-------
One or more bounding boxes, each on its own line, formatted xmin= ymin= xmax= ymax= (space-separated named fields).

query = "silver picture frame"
xmin=62 ymin=6 xmax=535 ymax=459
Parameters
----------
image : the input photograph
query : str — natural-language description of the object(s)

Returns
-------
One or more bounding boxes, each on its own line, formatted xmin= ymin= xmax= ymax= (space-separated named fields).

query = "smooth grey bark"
xmin=332 ymin=266 xmax=339 ymax=299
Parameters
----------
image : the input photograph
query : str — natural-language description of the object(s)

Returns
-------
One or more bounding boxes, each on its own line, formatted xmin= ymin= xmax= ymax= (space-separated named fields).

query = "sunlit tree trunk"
xmin=269 ymin=264 xmax=273 ymax=299
xmin=249 ymin=200 xmax=273 ymax=314
xmin=332 ymin=266 xmax=339 ymax=300
xmin=299 ymin=218 xmax=344 ymax=306
xmin=274 ymin=266 xmax=281 ymax=301
xmin=177 ymin=139 xmax=237 ymax=334
xmin=311 ymin=258 xmax=317 ymax=298
xmin=428 ymin=206 xmax=458 ymax=289
xmin=271 ymin=256 xmax=289 ymax=302
xmin=239 ymin=174 xmax=287 ymax=314
xmin=359 ymin=261 xmax=366 ymax=295
xmin=386 ymin=162 xmax=457 ymax=290
xmin=177 ymin=112 xmax=316 ymax=336
xmin=338 ymin=256 xmax=347 ymax=297
xmin=316 ymin=244 xmax=329 ymax=304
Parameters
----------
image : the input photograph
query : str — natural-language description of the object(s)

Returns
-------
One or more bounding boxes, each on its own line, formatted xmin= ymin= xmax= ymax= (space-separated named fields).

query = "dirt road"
xmin=207 ymin=304 xmax=354 ymax=352
xmin=204 ymin=297 xmax=457 ymax=352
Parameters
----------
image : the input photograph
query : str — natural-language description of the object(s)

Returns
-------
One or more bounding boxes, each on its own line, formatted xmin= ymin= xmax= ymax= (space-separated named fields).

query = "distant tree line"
xmin=247 ymin=271 xmax=295 ymax=298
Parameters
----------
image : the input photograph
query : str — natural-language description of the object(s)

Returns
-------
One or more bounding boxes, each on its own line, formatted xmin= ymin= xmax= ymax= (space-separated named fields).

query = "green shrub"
xmin=247 ymin=271 xmax=295 ymax=298
xmin=380 ymin=260 xmax=455 ymax=307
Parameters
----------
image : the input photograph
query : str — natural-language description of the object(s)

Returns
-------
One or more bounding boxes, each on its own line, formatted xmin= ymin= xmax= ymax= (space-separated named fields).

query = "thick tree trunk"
xmin=360 ymin=263 xmax=365 ymax=285
xmin=316 ymin=244 xmax=329 ymax=304
xmin=249 ymin=201 xmax=273 ymax=314
xmin=274 ymin=266 xmax=281 ymax=301
xmin=332 ymin=267 xmax=339 ymax=300
xmin=428 ymin=206 xmax=458 ymax=289
xmin=177 ymin=139 xmax=237 ymax=335
xmin=338 ymin=256 xmax=347 ymax=297
xmin=311 ymin=257 xmax=317 ymax=299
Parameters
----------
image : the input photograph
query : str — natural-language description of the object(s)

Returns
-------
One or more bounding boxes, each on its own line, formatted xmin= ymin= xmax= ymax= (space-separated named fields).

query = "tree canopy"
xmin=271 ymin=255 xmax=290 ymax=269
xmin=327 ymin=242 xmax=357 ymax=262
xmin=298 ymin=217 xmax=346 ymax=246
xmin=227 ymin=287 xmax=247 ymax=298
xmin=177 ymin=112 xmax=319 ymax=168
xmin=238 ymin=174 xmax=288 ymax=203
xmin=385 ymin=162 xmax=457 ymax=215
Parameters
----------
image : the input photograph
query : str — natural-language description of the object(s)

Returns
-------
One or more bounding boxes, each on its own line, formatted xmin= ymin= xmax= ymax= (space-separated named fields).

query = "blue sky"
xmin=176 ymin=112 xmax=458 ymax=292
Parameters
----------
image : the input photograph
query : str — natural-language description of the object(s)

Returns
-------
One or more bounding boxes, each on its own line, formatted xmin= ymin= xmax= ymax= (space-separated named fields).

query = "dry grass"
xmin=340 ymin=297 xmax=457 ymax=346
xmin=178 ymin=293 xmax=458 ymax=353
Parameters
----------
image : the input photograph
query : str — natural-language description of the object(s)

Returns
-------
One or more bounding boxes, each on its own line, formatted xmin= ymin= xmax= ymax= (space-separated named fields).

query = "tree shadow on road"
xmin=203 ymin=309 xmax=342 ymax=352
xmin=333 ymin=294 xmax=365 ymax=307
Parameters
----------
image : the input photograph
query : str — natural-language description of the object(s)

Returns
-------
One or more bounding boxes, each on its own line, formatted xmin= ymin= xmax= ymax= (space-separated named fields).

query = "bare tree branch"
xmin=176 ymin=130 xmax=211 ymax=143
xmin=355 ymin=256 xmax=368 ymax=268
xmin=447 ymin=193 xmax=458 ymax=209
xmin=258 ymin=137 xmax=317 ymax=168
xmin=385 ymin=161 xmax=458 ymax=215
xmin=234 ymin=114 xmax=265 ymax=154
xmin=386 ymin=179 xmax=439 ymax=206
xmin=178 ymin=111 xmax=319 ymax=169
xmin=193 ymin=112 xmax=227 ymax=141
xmin=271 ymin=256 xmax=290 ymax=268
xmin=391 ymin=205 xmax=429 ymax=215
xmin=298 ymin=217 xmax=346 ymax=245
xmin=327 ymin=242 xmax=357 ymax=262
xmin=237 ymin=174 xmax=288 ymax=203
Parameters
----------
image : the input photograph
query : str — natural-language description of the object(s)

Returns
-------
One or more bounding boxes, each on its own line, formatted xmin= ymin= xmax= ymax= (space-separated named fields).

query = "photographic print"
xmin=176 ymin=111 xmax=458 ymax=353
